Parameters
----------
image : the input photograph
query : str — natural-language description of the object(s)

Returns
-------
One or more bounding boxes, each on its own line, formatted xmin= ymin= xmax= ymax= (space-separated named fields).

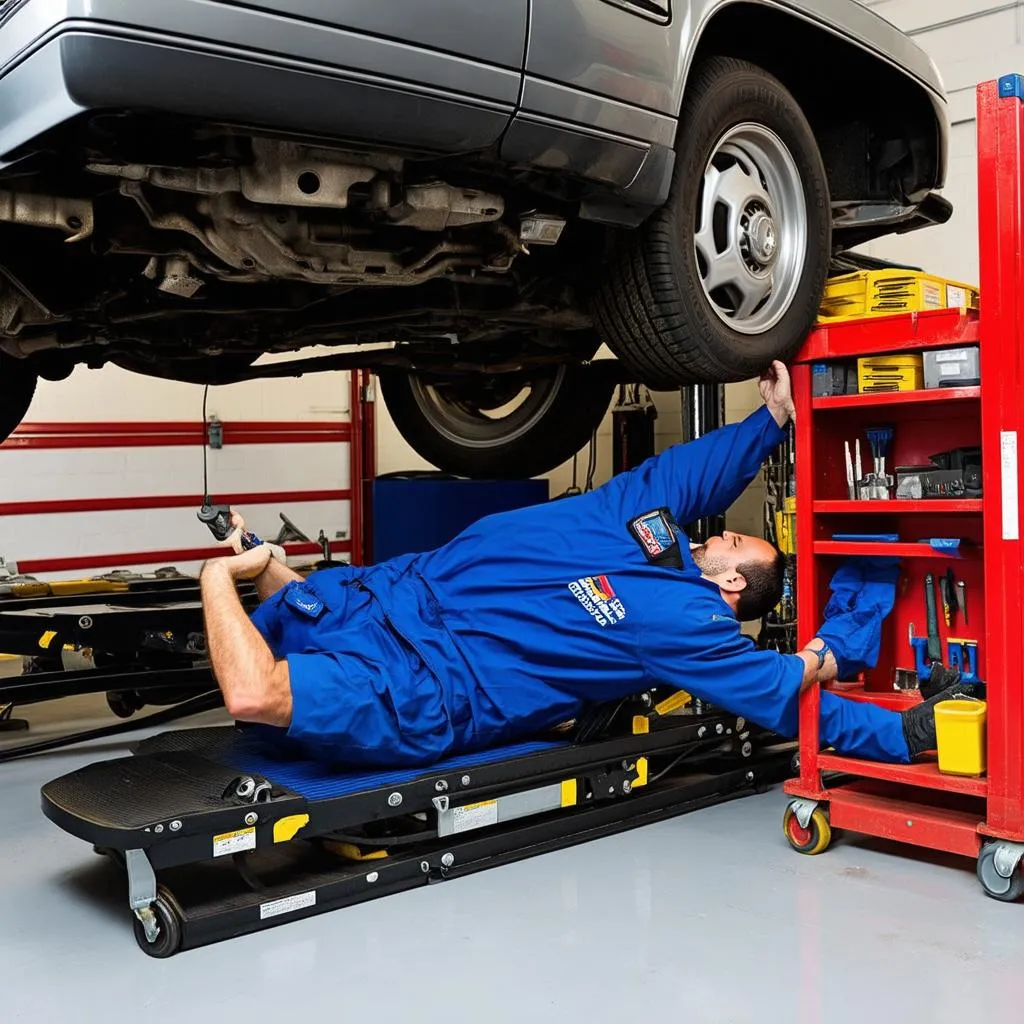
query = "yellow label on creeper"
xmin=213 ymin=826 xmax=256 ymax=857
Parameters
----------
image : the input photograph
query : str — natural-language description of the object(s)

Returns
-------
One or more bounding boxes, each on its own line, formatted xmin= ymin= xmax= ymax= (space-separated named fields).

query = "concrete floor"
xmin=4 ymin=695 xmax=1024 ymax=1024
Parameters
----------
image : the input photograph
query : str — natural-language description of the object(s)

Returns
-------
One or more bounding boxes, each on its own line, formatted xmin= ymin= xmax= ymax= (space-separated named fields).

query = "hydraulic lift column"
xmin=681 ymin=383 xmax=725 ymax=541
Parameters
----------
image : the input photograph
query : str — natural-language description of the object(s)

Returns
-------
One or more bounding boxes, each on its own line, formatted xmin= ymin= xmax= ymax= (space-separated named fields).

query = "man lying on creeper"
xmin=199 ymin=361 xmax=973 ymax=768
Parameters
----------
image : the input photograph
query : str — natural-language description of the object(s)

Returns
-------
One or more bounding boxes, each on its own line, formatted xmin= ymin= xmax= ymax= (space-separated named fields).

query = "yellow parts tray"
xmin=818 ymin=269 xmax=979 ymax=325
xmin=857 ymin=353 xmax=924 ymax=393
xmin=935 ymin=699 xmax=987 ymax=777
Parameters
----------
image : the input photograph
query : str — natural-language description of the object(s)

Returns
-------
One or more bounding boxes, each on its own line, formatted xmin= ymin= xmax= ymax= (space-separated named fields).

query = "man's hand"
xmin=203 ymin=544 xmax=274 ymax=582
xmin=759 ymin=360 xmax=796 ymax=428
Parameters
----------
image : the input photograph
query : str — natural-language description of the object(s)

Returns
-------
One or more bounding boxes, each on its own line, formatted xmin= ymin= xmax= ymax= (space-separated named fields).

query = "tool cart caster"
xmin=977 ymin=842 xmax=1024 ymax=903
xmin=132 ymin=887 xmax=183 ymax=959
xmin=783 ymin=800 xmax=832 ymax=855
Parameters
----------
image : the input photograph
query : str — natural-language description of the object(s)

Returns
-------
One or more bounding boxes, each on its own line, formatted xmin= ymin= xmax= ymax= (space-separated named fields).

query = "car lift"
xmin=41 ymin=693 xmax=795 ymax=957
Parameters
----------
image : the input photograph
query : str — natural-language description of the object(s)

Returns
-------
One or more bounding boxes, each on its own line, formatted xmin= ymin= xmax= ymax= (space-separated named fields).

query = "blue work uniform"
xmin=251 ymin=405 xmax=910 ymax=767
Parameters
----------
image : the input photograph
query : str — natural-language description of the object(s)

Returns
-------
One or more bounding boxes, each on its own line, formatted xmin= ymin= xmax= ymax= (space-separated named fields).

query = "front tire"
xmin=378 ymin=363 xmax=615 ymax=479
xmin=594 ymin=56 xmax=831 ymax=387
xmin=0 ymin=354 xmax=37 ymax=443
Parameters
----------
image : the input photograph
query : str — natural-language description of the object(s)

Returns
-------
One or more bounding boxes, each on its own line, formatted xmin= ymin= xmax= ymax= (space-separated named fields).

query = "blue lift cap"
xmin=999 ymin=74 xmax=1024 ymax=101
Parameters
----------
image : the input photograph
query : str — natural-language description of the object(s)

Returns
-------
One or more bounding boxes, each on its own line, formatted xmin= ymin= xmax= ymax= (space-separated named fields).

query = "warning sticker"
xmin=212 ymin=826 xmax=256 ymax=858
xmin=260 ymin=890 xmax=316 ymax=921
xmin=451 ymin=800 xmax=499 ymax=834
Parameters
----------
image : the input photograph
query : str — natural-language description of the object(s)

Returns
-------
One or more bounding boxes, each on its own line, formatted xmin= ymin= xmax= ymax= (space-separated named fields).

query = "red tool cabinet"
xmin=782 ymin=76 xmax=1024 ymax=899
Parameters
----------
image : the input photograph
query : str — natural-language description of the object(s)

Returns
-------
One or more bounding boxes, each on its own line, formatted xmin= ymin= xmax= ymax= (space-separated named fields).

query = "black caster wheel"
xmin=132 ymin=889 xmax=183 ymax=958
xmin=783 ymin=804 xmax=832 ymax=855
xmin=106 ymin=691 xmax=140 ymax=719
xmin=977 ymin=843 xmax=1024 ymax=902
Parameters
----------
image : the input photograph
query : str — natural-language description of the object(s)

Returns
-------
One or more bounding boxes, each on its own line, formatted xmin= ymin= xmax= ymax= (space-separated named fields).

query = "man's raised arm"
xmin=602 ymin=361 xmax=795 ymax=525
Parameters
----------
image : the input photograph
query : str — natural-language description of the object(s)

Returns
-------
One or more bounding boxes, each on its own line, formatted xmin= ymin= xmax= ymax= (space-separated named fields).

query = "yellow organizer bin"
xmin=935 ymin=699 xmax=987 ymax=776
xmin=818 ymin=270 xmax=979 ymax=324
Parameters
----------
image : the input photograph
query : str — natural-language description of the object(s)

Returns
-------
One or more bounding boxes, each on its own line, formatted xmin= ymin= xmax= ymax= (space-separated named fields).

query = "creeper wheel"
xmin=783 ymin=804 xmax=832 ymax=855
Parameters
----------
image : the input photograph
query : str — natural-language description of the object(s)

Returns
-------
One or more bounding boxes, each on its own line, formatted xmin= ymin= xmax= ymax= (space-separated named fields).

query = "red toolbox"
xmin=781 ymin=76 xmax=1024 ymax=900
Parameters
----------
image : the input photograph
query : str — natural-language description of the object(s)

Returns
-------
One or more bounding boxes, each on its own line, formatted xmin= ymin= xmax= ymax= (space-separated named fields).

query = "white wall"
xmin=3 ymin=359 xmax=355 ymax=578
xmin=856 ymin=0 xmax=1015 ymax=283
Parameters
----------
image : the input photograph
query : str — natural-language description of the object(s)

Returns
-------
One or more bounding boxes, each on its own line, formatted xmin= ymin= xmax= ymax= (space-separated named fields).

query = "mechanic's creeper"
xmin=198 ymin=503 xmax=263 ymax=550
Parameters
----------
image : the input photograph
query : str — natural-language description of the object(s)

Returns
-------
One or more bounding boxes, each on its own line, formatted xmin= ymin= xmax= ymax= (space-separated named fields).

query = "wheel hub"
xmin=743 ymin=206 xmax=777 ymax=269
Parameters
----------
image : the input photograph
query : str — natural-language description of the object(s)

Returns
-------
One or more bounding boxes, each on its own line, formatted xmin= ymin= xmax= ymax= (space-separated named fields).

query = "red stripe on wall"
xmin=3 ymin=420 xmax=351 ymax=450
xmin=0 ymin=489 xmax=351 ymax=517
xmin=12 ymin=420 xmax=349 ymax=435
xmin=18 ymin=540 xmax=351 ymax=575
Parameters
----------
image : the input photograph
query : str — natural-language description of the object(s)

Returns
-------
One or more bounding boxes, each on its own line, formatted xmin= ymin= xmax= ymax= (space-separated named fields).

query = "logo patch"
xmin=284 ymin=585 xmax=325 ymax=618
xmin=633 ymin=510 xmax=675 ymax=556
xmin=569 ymin=575 xmax=627 ymax=627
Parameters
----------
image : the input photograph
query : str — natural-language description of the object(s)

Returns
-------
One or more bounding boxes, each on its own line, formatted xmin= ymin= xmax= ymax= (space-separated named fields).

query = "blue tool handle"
xmin=911 ymin=637 xmax=932 ymax=683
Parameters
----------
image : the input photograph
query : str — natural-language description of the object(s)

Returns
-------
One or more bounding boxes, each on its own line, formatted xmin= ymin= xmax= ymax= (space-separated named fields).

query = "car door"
xmin=502 ymin=0 xmax=687 ymax=196
xmin=230 ymin=0 xmax=529 ymax=150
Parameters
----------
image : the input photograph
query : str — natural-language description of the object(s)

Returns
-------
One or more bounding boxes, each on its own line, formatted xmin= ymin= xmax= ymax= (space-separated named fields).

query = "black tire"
xmin=132 ymin=890 xmax=184 ymax=958
xmin=0 ymin=354 xmax=37 ymax=442
xmin=593 ymin=56 xmax=831 ymax=387
xmin=378 ymin=364 xmax=615 ymax=479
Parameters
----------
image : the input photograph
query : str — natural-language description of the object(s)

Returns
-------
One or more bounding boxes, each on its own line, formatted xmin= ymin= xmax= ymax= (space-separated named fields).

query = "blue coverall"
xmin=251 ymin=405 xmax=911 ymax=767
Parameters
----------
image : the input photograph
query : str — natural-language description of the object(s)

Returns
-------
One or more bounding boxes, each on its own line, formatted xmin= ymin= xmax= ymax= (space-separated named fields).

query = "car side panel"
xmin=0 ymin=0 xmax=526 ymax=159
xmin=524 ymin=0 xmax=692 ymax=118
xmin=214 ymin=0 xmax=528 ymax=70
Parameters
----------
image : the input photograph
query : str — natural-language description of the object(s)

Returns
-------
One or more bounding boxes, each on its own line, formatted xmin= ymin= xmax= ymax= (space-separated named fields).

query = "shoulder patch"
xmin=627 ymin=508 xmax=684 ymax=568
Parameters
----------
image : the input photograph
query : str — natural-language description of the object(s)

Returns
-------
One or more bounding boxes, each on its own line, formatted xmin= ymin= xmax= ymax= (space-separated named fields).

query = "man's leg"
xmin=819 ymin=683 xmax=978 ymax=764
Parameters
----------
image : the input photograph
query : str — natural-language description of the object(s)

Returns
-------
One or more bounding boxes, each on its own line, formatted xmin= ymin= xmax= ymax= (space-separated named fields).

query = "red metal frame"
xmin=783 ymin=77 xmax=1024 ymax=868
xmin=0 ymin=375 xmax=376 ymax=574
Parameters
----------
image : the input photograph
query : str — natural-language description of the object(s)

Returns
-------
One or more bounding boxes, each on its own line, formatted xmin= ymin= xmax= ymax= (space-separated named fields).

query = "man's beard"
xmin=691 ymin=544 xmax=730 ymax=577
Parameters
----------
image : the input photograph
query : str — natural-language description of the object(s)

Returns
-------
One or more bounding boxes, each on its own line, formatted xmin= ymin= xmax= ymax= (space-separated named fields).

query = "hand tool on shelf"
xmin=845 ymin=441 xmax=856 ymax=500
xmin=924 ymin=573 xmax=942 ymax=663
xmin=909 ymin=623 xmax=932 ymax=684
xmin=957 ymin=579 xmax=968 ymax=624
xmin=940 ymin=569 xmax=956 ymax=629
xmin=947 ymin=638 xmax=980 ymax=685
xmin=860 ymin=425 xmax=895 ymax=500
xmin=855 ymin=439 xmax=863 ymax=499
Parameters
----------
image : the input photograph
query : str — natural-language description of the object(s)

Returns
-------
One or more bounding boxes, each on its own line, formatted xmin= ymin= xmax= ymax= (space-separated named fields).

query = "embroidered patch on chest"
xmin=568 ymin=575 xmax=627 ymax=627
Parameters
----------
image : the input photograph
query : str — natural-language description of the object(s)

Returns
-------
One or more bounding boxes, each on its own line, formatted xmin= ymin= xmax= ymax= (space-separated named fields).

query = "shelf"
xmin=828 ymin=781 xmax=984 ymax=859
xmin=814 ymin=500 xmax=983 ymax=514
xmin=797 ymin=307 xmax=980 ymax=362
xmin=817 ymin=753 xmax=988 ymax=797
xmin=812 ymin=386 xmax=981 ymax=410
xmin=813 ymin=541 xmax=970 ymax=558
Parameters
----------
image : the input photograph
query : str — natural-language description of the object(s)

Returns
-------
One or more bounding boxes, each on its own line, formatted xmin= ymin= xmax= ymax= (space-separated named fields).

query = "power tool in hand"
xmin=197 ymin=501 xmax=264 ymax=550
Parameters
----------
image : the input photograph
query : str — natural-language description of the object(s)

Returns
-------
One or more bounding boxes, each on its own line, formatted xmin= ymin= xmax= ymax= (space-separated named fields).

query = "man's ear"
xmin=716 ymin=570 xmax=748 ymax=595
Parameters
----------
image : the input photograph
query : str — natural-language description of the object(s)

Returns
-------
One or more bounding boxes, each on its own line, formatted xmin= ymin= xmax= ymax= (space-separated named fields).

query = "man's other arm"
xmin=601 ymin=361 xmax=794 ymax=525
xmin=201 ymin=547 xmax=293 ymax=726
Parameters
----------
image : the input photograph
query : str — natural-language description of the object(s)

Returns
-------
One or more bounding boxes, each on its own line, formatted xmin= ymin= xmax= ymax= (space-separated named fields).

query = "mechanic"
xmin=199 ymin=361 xmax=969 ymax=769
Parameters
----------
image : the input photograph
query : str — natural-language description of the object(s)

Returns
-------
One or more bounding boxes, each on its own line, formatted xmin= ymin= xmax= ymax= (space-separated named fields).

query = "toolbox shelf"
xmin=817 ymin=754 xmax=988 ymax=797
xmin=813 ymin=500 xmax=983 ymax=514
xmin=779 ymin=75 xmax=1024 ymax=894
xmin=812 ymin=541 xmax=971 ymax=558
xmin=812 ymin=386 xmax=981 ymax=411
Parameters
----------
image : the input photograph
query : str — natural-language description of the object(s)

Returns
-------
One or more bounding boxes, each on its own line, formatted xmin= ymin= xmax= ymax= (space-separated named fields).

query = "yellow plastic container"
xmin=857 ymin=353 xmax=924 ymax=393
xmin=817 ymin=270 xmax=980 ymax=324
xmin=935 ymin=699 xmax=987 ymax=776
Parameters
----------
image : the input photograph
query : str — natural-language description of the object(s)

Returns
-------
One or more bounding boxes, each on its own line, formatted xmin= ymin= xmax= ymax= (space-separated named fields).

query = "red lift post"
xmin=782 ymin=76 xmax=1024 ymax=898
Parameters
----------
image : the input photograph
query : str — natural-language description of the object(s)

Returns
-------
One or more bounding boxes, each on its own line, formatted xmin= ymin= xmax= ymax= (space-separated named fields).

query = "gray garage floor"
xmin=4 ymin=693 xmax=1024 ymax=1024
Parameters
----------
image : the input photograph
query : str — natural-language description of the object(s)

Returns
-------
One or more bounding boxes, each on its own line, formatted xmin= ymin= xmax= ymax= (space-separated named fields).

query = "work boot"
xmin=901 ymin=682 xmax=980 ymax=758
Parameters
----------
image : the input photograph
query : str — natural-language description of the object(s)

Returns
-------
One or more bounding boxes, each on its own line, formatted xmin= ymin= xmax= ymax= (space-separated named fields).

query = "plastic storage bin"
xmin=935 ymin=699 xmax=987 ymax=776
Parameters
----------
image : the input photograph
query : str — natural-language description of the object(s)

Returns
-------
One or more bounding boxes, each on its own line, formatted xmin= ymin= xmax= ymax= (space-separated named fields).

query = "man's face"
xmin=692 ymin=531 xmax=775 ymax=582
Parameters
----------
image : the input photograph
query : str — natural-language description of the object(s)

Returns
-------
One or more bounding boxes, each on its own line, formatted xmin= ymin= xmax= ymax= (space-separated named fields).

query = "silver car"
xmin=0 ymin=0 xmax=948 ymax=477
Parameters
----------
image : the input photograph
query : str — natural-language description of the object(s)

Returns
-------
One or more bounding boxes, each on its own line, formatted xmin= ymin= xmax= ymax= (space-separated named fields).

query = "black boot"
xmin=901 ymin=683 xmax=980 ymax=758
xmin=919 ymin=663 xmax=962 ymax=701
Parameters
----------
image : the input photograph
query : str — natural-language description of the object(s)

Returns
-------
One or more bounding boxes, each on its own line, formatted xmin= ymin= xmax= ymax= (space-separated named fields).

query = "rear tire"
xmin=378 ymin=363 xmax=615 ymax=479
xmin=593 ymin=55 xmax=831 ymax=387
xmin=0 ymin=354 xmax=37 ymax=442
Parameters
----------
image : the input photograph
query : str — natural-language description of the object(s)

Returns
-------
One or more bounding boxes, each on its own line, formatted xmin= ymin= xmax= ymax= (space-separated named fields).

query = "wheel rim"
xmin=407 ymin=367 xmax=567 ymax=451
xmin=786 ymin=811 xmax=812 ymax=847
xmin=979 ymin=848 xmax=1017 ymax=897
xmin=694 ymin=122 xmax=808 ymax=335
